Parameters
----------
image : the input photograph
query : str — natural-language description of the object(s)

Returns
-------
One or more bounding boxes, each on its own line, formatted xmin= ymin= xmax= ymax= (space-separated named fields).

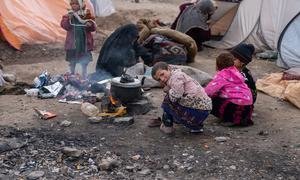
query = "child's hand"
xmin=85 ymin=21 xmax=93 ymax=27
xmin=163 ymin=85 xmax=170 ymax=93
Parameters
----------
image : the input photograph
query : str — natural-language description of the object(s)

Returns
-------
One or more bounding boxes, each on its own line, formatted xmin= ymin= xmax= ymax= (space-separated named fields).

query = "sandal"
xmin=147 ymin=117 xmax=162 ymax=127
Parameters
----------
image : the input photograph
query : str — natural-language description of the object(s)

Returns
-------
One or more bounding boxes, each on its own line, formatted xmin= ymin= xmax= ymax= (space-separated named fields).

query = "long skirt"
xmin=211 ymin=97 xmax=254 ymax=126
xmin=161 ymin=96 xmax=210 ymax=131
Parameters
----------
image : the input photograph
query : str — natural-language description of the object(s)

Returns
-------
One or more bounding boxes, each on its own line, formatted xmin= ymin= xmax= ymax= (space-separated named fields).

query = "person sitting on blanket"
xmin=150 ymin=61 xmax=212 ymax=134
xmin=230 ymin=43 xmax=257 ymax=103
xmin=204 ymin=53 xmax=253 ymax=126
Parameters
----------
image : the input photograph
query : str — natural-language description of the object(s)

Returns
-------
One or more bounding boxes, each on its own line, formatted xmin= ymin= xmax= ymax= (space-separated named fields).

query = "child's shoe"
xmin=160 ymin=123 xmax=175 ymax=135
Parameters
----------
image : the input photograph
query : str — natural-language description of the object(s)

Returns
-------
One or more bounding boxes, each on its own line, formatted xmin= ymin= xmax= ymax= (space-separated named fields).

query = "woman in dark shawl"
xmin=95 ymin=24 xmax=151 ymax=77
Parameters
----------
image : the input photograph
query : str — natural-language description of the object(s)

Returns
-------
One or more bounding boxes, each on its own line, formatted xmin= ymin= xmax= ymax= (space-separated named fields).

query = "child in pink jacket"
xmin=205 ymin=53 xmax=253 ymax=126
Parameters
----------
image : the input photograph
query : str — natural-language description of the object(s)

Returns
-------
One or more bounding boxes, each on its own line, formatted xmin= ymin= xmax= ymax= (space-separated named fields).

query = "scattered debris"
xmin=34 ymin=108 xmax=57 ymax=120
xmin=214 ymin=136 xmax=230 ymax=142
xmin=60 ymin=120 xmax=72 ymax=127
xmin=258 ymin=130 xmax=269 ymax=136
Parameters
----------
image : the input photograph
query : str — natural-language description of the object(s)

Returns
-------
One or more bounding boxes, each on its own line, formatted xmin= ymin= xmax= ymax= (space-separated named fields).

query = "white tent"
xmin=90 ymin=0 xmax=115 ymax=17
xmin=205 ymin=0 xmax=300 ymax=69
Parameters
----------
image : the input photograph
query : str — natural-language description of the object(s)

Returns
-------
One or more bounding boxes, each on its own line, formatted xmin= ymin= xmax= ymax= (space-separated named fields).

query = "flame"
xmin=109 ymin=95 xmax=118 ymax=105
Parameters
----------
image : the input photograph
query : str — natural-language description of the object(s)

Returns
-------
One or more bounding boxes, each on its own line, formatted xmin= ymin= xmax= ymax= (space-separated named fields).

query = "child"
xmin=61 ymin=0 xmax=96 ymax=79
xmin=151 ymin=62 xmax=212 ymax=134
xmin=205 ymin=53 xmax=253 ymax=126
xmin=230 ymin=43 xmax=257 ymax=103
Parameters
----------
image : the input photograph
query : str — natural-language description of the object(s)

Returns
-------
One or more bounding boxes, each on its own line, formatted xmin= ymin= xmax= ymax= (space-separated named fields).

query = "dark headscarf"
xmin=96 ymin=24 xmax=151 ymax=77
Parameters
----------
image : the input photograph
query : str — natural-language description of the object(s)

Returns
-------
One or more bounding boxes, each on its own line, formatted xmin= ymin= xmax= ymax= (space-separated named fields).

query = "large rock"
xmin=98 ymin=157 xmax=119 ymax=171
xmin=62 ymin=147 xmax=82 ymax=158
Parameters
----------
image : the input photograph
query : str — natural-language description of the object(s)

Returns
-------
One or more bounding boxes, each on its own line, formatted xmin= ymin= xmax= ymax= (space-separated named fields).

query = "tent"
xmin=0 ymin=0 xmax=114 ymax=50
xmin=90 ymin=0 xmax=115 ymax=17
xmin=205 ymin=0 xmax=300 ymax=69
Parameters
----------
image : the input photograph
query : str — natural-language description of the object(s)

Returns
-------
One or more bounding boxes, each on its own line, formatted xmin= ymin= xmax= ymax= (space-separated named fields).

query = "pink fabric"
xmin=205 ymin=66 xmax=253 ymax=105
xmin=167 ymin=69 xmax=209 ymax=102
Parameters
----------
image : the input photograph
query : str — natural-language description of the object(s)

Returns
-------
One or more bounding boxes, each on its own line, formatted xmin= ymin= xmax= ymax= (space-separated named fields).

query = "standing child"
xmin=205 ymin=53 xmax=253 ymax=126
xmin=230 ymin=43 xmax=257 ymax=103
xmin=151 ymin=62 xmax=212 ymax=134
xmin=61 ymin=0 xmax=96 ymax=78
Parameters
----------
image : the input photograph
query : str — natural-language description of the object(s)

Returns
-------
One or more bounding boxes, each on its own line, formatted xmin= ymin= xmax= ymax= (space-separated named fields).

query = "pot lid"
xmin=111 ymin=77 xmax=141 ymax=88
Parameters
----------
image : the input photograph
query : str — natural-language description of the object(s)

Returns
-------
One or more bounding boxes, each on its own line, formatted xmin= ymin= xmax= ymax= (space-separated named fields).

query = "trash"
xmin=60 ymin=120 xmax=72 ymax=127
xmin=81 ymin=102 xmax=100 ymax=117
xmin=58 ymin=99 xmax=82 ymax=104
xmin=34 ymin=108 xmax=57 ymax=120
xmin=214 ymin=136 xmax=229 ymax=142
xmin=24 ymin=88 xmax=39 ymax=97
xmin=33 ymin=71 xmax=49 ymax=88
xmin=40 ymin=81 xmax=63 ymax=97
xmin=256 ymin=50 xmax=278 ymax=60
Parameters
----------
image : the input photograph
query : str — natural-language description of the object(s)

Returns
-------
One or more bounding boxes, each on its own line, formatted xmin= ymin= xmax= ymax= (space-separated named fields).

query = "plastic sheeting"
xmin=0 ymin=0 xmax=94 ymax=50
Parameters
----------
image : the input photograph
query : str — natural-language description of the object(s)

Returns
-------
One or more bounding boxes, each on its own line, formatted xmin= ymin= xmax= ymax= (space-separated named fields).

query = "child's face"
xmin=234 ymin=58 xmax=244 ymax=70
xmin=70 ymin=0 xmax=80 ymax=11
xmin=154 ymin=68 xmax=171 ymax=85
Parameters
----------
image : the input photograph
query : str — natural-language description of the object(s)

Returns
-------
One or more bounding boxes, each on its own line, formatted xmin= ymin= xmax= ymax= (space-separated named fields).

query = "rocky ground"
xmin=0 ymin=0 xmax=299 ymax=179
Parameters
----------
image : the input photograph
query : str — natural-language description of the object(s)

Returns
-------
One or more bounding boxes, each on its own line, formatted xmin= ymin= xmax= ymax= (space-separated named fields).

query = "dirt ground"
xmin=0 ymin=0 xmax=299 ymax=179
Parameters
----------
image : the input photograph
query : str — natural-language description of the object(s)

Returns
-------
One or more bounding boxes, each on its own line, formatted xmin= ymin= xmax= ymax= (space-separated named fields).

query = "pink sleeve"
xmin=61 ymin=15 xmax=72 ymax=31
xmin=168 ymin=74 xmax=185 ymax=102
xmin=204 ymin=75 xmax=224 ymax=97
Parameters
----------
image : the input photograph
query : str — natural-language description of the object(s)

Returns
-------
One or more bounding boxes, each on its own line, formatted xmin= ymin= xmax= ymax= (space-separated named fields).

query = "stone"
xmin=126 ymin=99 xmax=152 ymax=115
xmin=60 ymin=120 xmax=71 ymax=127
xmin=113 ymin=117 xmax=134 ymax=125
xmin=214 ymin=136 xmax=229 ymax=142
xmin=131 ymin=154 xmax=141 ymax=160
xmin=98 ymin=158 xmax=119 ymax=171
xmin=88 ymin=116 xmax=103 ymax=123
xmin=27 ymin=171 xmax=45 ymax=180
xmin=138 ymin=168 xmax=151 ymax=175
xmin=125 ymin=166 xmax=135 ymax=172
xmin=229 ymin=165 xmax=236 ymax=170
xmin=258 ymin=130 xmax=269 ymax=136
xmin=3 ymin=74 xmax=16 ymax=82
xmin=62 ymin=147 xmax=82 ymax=158
xmin=89 ymin=165 xmax=99 ymax=173
xmin=163 ymin=165 xmax=170 ymax=170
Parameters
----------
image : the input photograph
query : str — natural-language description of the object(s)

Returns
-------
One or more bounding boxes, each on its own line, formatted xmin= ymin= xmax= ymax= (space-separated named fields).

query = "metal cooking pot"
xmin=110 ymin=77 xmax=142 ymax=103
